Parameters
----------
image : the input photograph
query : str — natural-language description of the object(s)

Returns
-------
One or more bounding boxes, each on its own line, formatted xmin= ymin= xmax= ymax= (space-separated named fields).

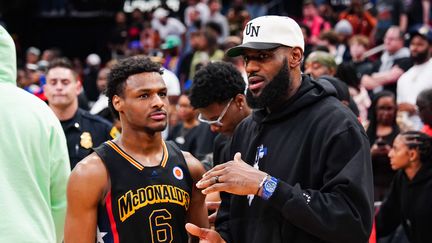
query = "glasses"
xmin=198 ymin=98 xmax=233 ymax=126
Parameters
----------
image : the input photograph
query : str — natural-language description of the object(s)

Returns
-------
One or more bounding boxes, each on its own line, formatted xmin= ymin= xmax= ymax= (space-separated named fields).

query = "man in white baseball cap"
xmin=186 ymin=15 xmax=373 ymax=243
xmin=226 ymin=15 xmax=305 ymax=57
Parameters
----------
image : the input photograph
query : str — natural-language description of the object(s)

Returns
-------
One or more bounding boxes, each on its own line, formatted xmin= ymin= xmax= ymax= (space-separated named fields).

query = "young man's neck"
xmin=50 ymin=101 xmax=78 ymax=121
xmin=119 ymin=126 xmax=163 ymax=154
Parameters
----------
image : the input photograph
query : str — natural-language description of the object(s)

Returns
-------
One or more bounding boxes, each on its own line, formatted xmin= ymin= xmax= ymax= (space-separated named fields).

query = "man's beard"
xmin=411 ymin=48 xmax=430 ymax=64
xmin=246 ymin=59 xmax=291 ymax=109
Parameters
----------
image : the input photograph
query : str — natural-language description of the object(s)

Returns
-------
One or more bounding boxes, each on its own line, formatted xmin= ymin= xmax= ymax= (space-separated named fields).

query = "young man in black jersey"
xmin=65 ymin=56 xmax=208 ymax=242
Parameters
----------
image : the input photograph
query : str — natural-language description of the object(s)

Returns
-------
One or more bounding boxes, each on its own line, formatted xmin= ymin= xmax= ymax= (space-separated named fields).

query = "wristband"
xmin=261 ymin=176 xmax=278 ymax=200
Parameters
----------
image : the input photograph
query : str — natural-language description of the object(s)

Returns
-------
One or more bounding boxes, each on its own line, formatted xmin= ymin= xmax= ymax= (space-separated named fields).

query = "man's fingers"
xmin=185 ymin=223 xmax=209 ymax=239
xmin=234 ymin=152 xmax=242 ymax=162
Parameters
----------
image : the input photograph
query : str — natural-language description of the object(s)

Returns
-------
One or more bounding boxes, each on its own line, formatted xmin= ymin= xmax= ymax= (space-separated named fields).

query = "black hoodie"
xmin=376 ymin=163 xmax=432 ymax=243
xmin=216 ymin=75 xmax=374 ymax=243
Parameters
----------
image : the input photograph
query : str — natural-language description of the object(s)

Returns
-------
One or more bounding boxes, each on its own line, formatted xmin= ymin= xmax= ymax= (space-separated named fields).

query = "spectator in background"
xmin=226 ymin=0 xmax=251 ymax=36
xmin=44 ymin=58 xmax=115 ymax=169
xmin=108 ymin=11 xmax=128 ymax=60
xmin=304 ymin=50 xmax=337 ymax=79
xmin=361 ymin=26 xmax=412 ymax=95
xmin=187 ymin=30 xmax=224 ymax=88
xmin=376 ymin=131 xmax=432 ymax=243
xmin=348 ymin=34 xmax=374 ymax=77
xmin=0 ymin=24 xmax=70 ymax=243
xmin=416 ymin=88 xmax=432 ymax=136
xmin=82 ymin=53 xmax=101 ymax=105
xmin=397 ymin=26 xmax=432 ymax=130
xmin=366 ymin=91 xmax=399 ymax=201
xmin=151 ymin=7 xmax=187 ymax=41
xmin=333 ymin=19 xmax=354 ymax=64
xmin=208 ymin=0 xmax=229 ymax=44
xmin=168 ymin=92 xmax=216 ymax=161
xmin=161 ymin=35 xmax=182 ymax=72
xmin=89 ymin=67 xmax=112 ymax=121
xmin=26 ymin=46 xmax=40 ymax=65
xmin=302 ymin=0 xmax=331 ymax=46
xmin=222 ymin=36 xmax=247 ymax=81
xmin=184 ymin=0 xmax=210 ymax=29
xmin=304 ymin=51 xmax=360 ymax=117
xmin=373 ymin=0 xmax=407 ymax=44
xmin=404 ymin=0 xmax=430 ymax=31
xmin=339 ymin=0 xmax=377 ymax=37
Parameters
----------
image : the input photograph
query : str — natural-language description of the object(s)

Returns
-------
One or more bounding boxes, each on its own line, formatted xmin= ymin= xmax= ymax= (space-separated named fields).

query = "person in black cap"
xmin=186 ymin=15 xmax=373 ymax=243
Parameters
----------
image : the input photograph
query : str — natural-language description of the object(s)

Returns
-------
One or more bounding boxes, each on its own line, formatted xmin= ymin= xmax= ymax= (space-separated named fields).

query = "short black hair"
xmin=189 ymin=61 xmax=245 ymax=108
xmin=106 ymin=56 xmax=163 ymax=119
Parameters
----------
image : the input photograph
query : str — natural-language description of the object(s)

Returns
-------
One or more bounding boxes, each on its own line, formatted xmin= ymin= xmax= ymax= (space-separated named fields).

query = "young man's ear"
xmin=112 ymin=95 xmax=123 ymax=114
xmin=235 ymin=94 xmax=247 ymax=110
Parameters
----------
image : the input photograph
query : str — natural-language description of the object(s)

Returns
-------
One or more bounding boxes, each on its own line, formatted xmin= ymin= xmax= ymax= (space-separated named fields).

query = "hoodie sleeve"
xmin=49 ymin=119 xmax=71 ymax=243
xmin=267 ymin=126 xmax=374 ymax=243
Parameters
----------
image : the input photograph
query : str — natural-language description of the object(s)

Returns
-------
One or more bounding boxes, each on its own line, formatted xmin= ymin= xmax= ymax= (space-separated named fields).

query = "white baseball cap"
xmin=226 ymin=15 xmax=305 ymax=57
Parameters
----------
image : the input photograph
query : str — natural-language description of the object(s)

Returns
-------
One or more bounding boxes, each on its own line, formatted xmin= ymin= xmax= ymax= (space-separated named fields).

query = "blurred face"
xmin=417 ymin=97 xmax=432 ymax=126
xmin=44 ymin=67 xmax=80 ymax=109
xmin=350 ymin=42 xmax=366 ymax=61
xmin=97 ymin=68 xmax=110 ymax=92
xmin=113 ymin=72 xmax=169 ymax=133
xmin=384 ymin=29 xmax=403 ymax=54
xmin=388 ymin=135 xmax=412 ymax=170
xmin=304 ymin=61 xmax=331 ymax=79
xmin=303 ymin=4 xmax=317 ymax=19
xmin=376 ymin=96 xmax=397 ymax=125
xmin=410 ymin=35 xmax=430 ymax=64
xmin=176 ymin=95 xmax=197 ymax=122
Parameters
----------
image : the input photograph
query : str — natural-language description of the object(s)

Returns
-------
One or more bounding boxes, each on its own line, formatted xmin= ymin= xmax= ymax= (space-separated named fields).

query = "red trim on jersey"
xmin=106 ymin=190 xmax=120 ymax=243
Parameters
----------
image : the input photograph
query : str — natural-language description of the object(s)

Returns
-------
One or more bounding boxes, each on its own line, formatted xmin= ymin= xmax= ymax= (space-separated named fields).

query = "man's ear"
xmin=289 ymin=47 xmax=303 ymax=68
xmin=112 ymin=95 xmax=122 ymax=114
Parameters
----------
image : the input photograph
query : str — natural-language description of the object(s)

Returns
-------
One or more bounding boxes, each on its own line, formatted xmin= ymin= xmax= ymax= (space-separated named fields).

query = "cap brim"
xmin=226 ymin=42 xmax=282 ymax=57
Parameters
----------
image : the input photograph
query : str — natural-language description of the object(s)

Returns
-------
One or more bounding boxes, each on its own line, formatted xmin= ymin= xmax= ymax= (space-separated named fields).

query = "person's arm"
xmin=182 ymin=152 xmax=210 ymax=241
xmin=50 ymin=123 xmax=71 ymax=243
xmin=361 ymin=65 xmax=405 ymax=89
xmin=197 ymin=127 xmax=373 ymax=242
xmin=64 ymin=153 xmax=108 ymax=243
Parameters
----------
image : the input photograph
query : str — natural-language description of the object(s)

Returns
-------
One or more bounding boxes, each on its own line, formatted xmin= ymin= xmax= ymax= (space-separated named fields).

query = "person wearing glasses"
xmin=185 ymin=15 xmax=373 ymax=243
xmin=167 ymin=91 xmax=216 ymax=162
xmin=189 ymin=61 xmax=251 ymax=225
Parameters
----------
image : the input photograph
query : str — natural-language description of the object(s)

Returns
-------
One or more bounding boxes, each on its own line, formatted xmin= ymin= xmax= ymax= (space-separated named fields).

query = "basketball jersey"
xmin=94 ymin=140 xmax=193 ymax=243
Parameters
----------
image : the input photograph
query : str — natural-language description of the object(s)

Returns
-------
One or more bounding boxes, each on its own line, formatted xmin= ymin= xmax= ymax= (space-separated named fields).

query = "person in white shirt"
xmin=397 ymin=26 xmax=432 ymax=130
